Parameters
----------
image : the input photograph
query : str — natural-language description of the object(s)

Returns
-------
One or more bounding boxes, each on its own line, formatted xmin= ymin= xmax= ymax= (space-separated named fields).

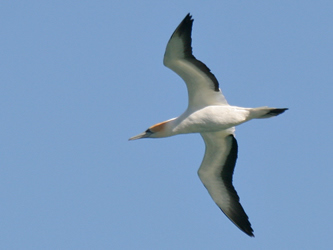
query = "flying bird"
xmin=129 ymin=14 xmax=287 ymax=237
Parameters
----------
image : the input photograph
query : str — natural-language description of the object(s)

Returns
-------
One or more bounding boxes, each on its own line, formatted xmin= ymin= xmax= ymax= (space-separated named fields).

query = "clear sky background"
xmin=1 ymin=1 xmax=332 ymax=249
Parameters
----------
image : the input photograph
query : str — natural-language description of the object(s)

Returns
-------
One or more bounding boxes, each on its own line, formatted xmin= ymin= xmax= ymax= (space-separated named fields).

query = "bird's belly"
xmin=174 ymin=106 xmax=249 ymax=134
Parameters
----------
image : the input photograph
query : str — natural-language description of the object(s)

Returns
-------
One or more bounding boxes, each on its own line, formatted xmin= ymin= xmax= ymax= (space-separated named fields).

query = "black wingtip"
xmin=184 ymin=13 xmax=192 ymax=21
xmin=168 ymin=13 xmax=220 ymax=92
xmin=220 ymin=206 xmax=255 ymax=237
xmin=242 ymin=227 xmax=254 ymax=237
xmin=233 ymin=215 xmax=254 ymax=237
xmin=237 ymin=217 xmax=254 ymax=237
xmin=173 ymin=13 xmax=193 ymax=38
xmin=220 ymin=135 xmax=255 ymax=237
xmin=244 ymin=227 xmax=255 ymax=237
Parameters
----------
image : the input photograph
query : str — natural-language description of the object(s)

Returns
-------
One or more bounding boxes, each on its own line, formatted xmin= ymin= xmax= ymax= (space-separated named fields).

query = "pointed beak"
xmin=128 ymin=131 xmax=151 ymax=141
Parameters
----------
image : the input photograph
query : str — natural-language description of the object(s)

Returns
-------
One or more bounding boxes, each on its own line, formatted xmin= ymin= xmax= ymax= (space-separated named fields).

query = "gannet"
xmin=129 ymin=13 xmax=287 ymax=237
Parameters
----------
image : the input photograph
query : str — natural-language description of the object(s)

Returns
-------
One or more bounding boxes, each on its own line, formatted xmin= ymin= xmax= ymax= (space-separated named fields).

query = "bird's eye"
xmin=145 ymin=128 xmax=152 ymax=133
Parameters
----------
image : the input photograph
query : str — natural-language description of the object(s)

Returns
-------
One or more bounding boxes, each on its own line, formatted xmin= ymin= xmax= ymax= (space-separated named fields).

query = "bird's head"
xmin=129 ymin=120 xmax=173 ymax=141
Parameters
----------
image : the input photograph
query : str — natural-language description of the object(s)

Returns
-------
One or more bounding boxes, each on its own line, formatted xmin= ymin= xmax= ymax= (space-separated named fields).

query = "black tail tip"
xmin=267 ymin=108 xmax=288 ymax=116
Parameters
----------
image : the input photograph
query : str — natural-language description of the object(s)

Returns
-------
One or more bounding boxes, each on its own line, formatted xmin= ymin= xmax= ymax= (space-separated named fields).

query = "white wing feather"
xmin=163 ymin=14 xmax=228 ymax=109
xmin=198 ymin=129 xmax=254 ymax=236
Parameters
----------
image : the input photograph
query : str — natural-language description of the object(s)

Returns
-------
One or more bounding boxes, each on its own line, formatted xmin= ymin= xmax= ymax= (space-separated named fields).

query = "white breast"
xmin=172 ymin=106 xmax=250 ymax=134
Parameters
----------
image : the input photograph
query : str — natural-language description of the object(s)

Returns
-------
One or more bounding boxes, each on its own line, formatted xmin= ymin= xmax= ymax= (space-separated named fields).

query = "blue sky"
xmin=1 ymin=1 xmax=332 ymax=249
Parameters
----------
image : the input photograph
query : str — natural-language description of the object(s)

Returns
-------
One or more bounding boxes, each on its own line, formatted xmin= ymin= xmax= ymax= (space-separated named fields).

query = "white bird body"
xmin=130 ymin=14 xmax=287 ymax=237
xmin=169 ymin=106 xmax=247 ymax=134
xmin=145 ymin=105 xmax=275 ymax=138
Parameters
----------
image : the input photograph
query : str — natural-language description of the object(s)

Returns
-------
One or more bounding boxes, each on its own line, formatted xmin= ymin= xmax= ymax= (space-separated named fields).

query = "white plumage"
xmin=130 ymin=14 xmax=287 ymax=237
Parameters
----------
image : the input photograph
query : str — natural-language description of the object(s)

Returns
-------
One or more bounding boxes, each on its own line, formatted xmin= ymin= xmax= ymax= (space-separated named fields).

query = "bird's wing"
xmin=163 ymin=14 xmax=228 ymax=109
xmin=198 ymin=129 xmax=254 ymax=237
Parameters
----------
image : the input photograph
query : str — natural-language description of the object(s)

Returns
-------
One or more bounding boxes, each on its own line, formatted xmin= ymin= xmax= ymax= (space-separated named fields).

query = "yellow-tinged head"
xmin=149 ymin=121 xmax=168 ymax=133
xmin=129 ymin=119 xmax=175 ymax=141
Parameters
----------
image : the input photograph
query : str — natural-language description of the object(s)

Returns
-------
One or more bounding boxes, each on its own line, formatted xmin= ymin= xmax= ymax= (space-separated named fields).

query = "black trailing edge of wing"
xmin=221 ymin=135 xmax=254 ymax=237
xmin=171 ymin=14 xmax=220 ymax=92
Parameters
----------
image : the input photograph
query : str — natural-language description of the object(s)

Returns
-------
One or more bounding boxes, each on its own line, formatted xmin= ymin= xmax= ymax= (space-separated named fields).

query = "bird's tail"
xmin=249 ymin=107 xmax=288 ymax=119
